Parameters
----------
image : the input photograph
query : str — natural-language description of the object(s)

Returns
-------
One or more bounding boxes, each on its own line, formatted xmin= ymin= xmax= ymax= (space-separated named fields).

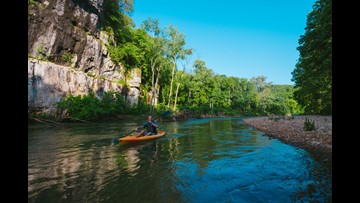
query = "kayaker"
xmin=136 ymin=115 xmax=159 ymax=138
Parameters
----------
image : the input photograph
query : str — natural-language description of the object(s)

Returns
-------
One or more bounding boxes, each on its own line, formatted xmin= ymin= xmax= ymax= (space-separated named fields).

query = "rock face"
xmin=28 ymin=0 xmax=140 ymax=119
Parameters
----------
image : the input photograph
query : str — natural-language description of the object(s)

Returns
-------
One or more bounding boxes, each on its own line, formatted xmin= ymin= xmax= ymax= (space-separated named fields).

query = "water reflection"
xmin=28 ymin=118 xmax=331 ymax=202
xmin=115 ymin=143 xmax=150 ymax=175
xmin=28 ymin=125 xmax=121 ymax=202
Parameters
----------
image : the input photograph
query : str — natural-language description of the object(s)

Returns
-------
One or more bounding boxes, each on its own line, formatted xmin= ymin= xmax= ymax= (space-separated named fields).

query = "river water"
xmin=28 ymin=117 xmax=332 ymax=202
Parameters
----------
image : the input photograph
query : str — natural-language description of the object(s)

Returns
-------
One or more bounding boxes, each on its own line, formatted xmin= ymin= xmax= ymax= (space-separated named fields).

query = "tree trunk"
xmin=167 ymin=60 xmax=176 ymax=108
xmin=173 ymin=82 xmax=180 ymax=111
xmin=154 ymin=66 xmax=160 ymax=106
xmin=150 ymin=86 xmax=156 ymax=114
xmin=188 ymin=90 xmax=191 ymax=105
xmin=150 ymin=62 xmax=156 ymax=114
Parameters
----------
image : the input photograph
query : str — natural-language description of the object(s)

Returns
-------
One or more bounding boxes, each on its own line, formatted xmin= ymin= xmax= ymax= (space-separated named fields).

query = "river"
xmin=28 ymin=117 xmax=332 ymax=202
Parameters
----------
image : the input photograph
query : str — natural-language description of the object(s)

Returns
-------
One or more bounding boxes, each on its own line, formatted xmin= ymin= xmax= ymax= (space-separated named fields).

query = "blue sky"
xmin=130 ymin=0 xmax=316 ymax=85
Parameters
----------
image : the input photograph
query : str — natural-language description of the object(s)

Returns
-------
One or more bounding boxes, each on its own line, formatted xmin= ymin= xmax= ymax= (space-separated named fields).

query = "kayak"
xmin=118 ymin=130 xmax=166 ymax=143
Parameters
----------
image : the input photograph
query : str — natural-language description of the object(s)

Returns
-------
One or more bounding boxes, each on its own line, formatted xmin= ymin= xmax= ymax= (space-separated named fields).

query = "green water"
xmin=28 ymin=117 xmax=331 ymax=202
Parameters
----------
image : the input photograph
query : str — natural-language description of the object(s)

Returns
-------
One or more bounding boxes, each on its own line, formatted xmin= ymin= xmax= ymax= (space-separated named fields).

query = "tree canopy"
xmin=291 ymin=0 xmax=332 ymax=114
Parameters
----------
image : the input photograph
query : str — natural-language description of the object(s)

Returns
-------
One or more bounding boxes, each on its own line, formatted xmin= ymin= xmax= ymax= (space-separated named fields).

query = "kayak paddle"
xmin=111 ymin=127 xmax=141 ymax=144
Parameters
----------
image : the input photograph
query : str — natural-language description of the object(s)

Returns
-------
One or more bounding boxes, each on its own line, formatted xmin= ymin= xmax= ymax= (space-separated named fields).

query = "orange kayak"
xmin=118 ymin=131 xmax=166 ymax=143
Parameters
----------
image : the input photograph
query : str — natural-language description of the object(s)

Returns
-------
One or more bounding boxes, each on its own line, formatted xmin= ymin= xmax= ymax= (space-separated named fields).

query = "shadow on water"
xmin=28 ymin=117 xmax=331 ymax=203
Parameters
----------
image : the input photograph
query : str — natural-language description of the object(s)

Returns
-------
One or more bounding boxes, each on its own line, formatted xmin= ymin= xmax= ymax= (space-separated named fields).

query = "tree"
xmin=102 ymin=0 xmax=134 ymax=44
xmin=291 ymin=0 xmax=332 ymax=114
xmin=190 ymin=60 xmax=215 ymax=108
xmin=242 ymin=79 xmax=259 ymax=113
xmin=141 ymin=18 xmax=167 ymax=113
xmin=212 ymin=75 xmax=229 ymax=109
xmin=164 ymin=25 xmax=192 ymax=110
xmin=118 ymin=0 xmax=134 ymax=13
xmin=250 ymin=75 xmax=272 ymax=93
xmin=173 ymin=54 xmax=192 ymax=111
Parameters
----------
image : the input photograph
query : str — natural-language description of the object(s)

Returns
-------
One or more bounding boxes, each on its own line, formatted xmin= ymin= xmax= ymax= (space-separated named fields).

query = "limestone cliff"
xmin=28 ymin=0 xmax=140 ymax=120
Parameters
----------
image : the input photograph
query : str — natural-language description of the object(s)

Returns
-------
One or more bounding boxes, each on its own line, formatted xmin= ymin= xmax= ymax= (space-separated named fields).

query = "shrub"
xmin=61 ymin=51 xmax=74 ymax=64
xmin=304 ymin=118 xmax=316 ymax=131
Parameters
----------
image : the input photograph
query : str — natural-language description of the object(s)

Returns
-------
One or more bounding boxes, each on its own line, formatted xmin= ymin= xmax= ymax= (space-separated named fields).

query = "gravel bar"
xmin=243 ymin=115 xmax=332 ymax=157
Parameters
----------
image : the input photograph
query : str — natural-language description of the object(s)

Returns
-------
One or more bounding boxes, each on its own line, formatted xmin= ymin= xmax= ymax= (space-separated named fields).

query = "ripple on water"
xmin=28 ymin=118 xmax=331 ymax=203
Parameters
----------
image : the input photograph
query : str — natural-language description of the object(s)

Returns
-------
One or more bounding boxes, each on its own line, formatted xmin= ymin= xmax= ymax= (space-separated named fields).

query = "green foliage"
xmin=36 ymin=44 xmax=46 ymax=60
xmin=304 ymin=118 xmax=316 ymax=131
xmin=93 ymin=75 xmax=106 ymax=80
xmin=34 ymin=44 xmax=54 ymax=61
xmin=106 ymin=44 xmax=122 ymax=64
xmin=117 ymin=79 xmax=129 ymax=87
xmin=166 ymin=60 xmax=302 ymax=116
xmin=37 ymin=44 xmax=44 ymax=54
xmin=55 ymin=91 xmax=162 ymax=121
xmin=56 ymin=92 xmax=101 ymax=120
xmin=61 ymin=51 xmax=74 ymax=64
xmin=291 ymin=0 xmax=332 ymax=115
xmin=101 ymin=0 xmax=145 ymax=72
xmin=250 ymin=76 xmax=272 ymax=93
xmin=288 ymin=99 xmax=304 ymax=115
xmin=164 ymin=25 xmax=193 ymax=61
xmin=119 ymin=42 xmax=143 ymax=69
xmin=187 ymin=60 xmax=214 ymax=106
xmin=118 ymin=0 xmax=134 ymax=13
xmin=140 ymin=18 xmax=168 ymax=101
xmin=163 ymin=25 xmax=193 ymax=108
xmin=87 ymin=72 xmax=96 ymax=77
xmin=222 ymin=108 xmax=240 ymax=116
xmin=154 ymin=103 xmax=171 ymax=115
xmin=141 ymin=18 xmax=161 ymax=37
xmin=106 ymin=28 xmax=148 ymax=72
xmin=29 ymin=0 xmax=40 ymax=6
xmin=102 ymin=0 xmax=134 ymax=43
xmin=126 ymin=99 xmax=150 ymax=115
xmin=56 ymin=92 xmax=129 ymax=120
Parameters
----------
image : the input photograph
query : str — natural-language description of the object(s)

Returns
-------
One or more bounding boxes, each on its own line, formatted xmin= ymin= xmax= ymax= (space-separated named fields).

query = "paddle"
xmin=111 ymin=126 xmax=142 ymax=144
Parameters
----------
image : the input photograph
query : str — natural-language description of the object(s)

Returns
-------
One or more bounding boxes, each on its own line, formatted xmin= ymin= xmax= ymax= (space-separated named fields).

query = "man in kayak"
xmin=136 ymin=115 xmax=159 ymax=138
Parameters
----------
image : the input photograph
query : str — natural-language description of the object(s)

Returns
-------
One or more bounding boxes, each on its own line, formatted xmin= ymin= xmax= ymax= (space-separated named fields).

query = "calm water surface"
xmin=28 ymin=117 xmax=332 ymax=202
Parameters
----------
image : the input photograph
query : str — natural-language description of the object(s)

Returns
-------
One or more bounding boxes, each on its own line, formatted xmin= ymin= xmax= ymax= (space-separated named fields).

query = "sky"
xmin=130 ymin=0 xmax=316 ymax=85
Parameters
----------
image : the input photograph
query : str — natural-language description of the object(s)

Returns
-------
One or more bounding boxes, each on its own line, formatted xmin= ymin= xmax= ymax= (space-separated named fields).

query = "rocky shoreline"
xmin=243 ymin=115 xmax=332 ymax=162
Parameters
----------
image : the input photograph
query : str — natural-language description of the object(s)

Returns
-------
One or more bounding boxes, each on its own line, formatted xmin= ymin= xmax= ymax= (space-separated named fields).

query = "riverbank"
xmin=243 ymin=115 xmax=332 ymax=162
